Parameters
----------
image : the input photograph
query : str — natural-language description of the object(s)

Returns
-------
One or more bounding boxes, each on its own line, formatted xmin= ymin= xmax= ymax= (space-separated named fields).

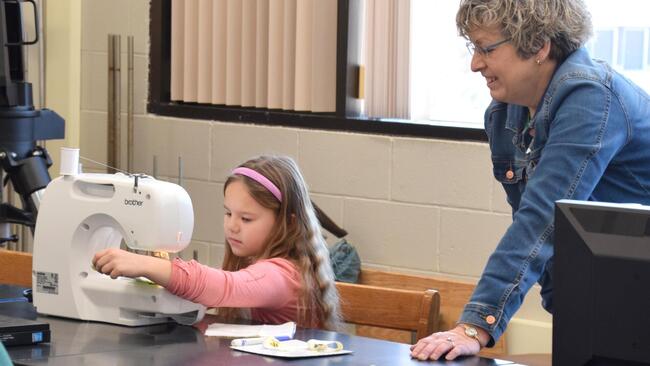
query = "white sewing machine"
xmin=32 ymin=161 xmax=206 ymax=326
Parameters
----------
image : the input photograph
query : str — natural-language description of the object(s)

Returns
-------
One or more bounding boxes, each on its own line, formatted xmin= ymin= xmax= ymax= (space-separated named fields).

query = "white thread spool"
xmin=60 ymin=147 xmax=80 ymax=176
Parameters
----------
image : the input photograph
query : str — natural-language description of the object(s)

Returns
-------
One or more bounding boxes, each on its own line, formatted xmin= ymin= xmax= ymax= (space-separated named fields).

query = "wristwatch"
xmin=462 ymin=325 xmax=481 ymax=344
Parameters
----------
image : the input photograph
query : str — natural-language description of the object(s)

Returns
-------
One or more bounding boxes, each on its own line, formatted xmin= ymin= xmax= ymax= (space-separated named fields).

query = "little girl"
xmin=93 ymin=155 xmax=340 ymax=329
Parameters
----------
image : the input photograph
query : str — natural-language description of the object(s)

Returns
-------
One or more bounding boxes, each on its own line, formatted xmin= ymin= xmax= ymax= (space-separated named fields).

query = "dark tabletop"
xmin=1 ymin=285 xmax=525 ymax=366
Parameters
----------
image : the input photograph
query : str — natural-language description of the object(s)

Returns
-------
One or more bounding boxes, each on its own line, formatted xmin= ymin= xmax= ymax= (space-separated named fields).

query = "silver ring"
xmin=446 ymin=337 xmax=455 ymax=346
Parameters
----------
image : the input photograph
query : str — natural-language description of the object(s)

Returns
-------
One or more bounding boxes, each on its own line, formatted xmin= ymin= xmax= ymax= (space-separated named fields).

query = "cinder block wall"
xmin=78 ymin=0 xmax=551 ymax=354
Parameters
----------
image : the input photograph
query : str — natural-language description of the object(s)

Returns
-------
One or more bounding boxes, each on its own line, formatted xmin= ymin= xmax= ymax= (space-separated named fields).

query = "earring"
xmin=536 ymin=59 xmax=542 ymax=65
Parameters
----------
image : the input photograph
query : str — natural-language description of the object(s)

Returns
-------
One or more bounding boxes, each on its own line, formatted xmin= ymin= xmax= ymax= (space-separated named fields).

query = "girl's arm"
xmin=166 ymin=257 xmax=300 ymax=308
xmin=93 ymin=248 xmax=172 ymax=286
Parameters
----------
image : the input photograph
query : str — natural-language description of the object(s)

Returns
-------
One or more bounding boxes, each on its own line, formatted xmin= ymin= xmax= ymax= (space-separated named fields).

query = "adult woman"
xmin=411 ymin=0 xmax=650 ymax=361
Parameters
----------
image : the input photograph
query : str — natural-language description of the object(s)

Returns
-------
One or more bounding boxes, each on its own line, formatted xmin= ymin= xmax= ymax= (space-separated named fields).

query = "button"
xmin=505 ymin=170 xmax=514 ymax=180
xmin=485 ymin=315 xmax=496 ymax=325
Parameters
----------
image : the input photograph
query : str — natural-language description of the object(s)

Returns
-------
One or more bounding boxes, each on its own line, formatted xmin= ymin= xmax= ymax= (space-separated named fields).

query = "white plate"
xmin=231 ymin=342 xmax=353 ymax=359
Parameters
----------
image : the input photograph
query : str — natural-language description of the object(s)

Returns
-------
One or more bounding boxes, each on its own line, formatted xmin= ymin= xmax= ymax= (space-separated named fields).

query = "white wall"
xmin=76 ymin=0 xmax=551 ymax=354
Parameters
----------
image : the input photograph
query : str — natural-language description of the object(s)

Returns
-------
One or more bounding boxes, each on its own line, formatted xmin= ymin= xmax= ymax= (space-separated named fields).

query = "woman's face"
xmin=468 ymin=27 xmax=548 ymax=110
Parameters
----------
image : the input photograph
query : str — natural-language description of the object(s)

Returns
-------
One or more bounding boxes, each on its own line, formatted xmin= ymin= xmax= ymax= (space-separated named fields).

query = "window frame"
xmin=148 ymin=0 xmax=487 ymax=142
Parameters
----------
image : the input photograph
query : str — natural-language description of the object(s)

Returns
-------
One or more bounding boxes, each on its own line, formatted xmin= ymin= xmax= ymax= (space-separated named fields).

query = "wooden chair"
xmin=0 ymin=249 xmax=32 ymax=287
xmin=335 ymin=281 xmax=440 ymax=344
xmin=356 ymin=268 xmax=507 ymax=357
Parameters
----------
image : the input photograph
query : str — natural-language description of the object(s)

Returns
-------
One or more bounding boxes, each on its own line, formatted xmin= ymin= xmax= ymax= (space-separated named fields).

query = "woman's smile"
xmin=485 ymin=76 xmax=497 ymax=89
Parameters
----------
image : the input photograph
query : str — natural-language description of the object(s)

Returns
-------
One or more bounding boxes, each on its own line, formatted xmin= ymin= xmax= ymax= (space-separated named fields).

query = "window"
xmin=584 ymin=0 xmax=650 ymax=91
xmin=169 ymin=0 xmax=339 ymax=112
xmin=149 ymin=1 xmax=650 ymax=140
xmin=150 ymin=1 xmax=363 ymax=122
xmin=406 ymin=0 xmax=650 ymax=129
xmin=149 ymin=1 xmax=488 ymax=141
xmin=621 ymin=29 xmax=644 ymax=70
xmin=592 ymin=30 xmax=614 ymax=64
xmin=408 ymin=0 xmax=490 ymax=129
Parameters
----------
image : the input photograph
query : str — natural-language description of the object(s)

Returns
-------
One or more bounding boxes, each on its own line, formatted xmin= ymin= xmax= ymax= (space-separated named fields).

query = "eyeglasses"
xmin=466 ymin=38 xmax=510 ymax=57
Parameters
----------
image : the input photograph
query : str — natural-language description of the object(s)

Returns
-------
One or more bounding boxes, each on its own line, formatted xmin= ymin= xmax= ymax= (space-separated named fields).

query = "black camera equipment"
xmin=0 ymin=0 xmax=64 ymax=245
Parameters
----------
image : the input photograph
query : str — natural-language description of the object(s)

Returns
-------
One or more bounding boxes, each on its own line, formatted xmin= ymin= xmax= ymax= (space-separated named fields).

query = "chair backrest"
xmin=0 ymin=249 xmax=32 ymax=287
xmin=357 ymin=268 xmax=507 ymax=357
xmin=336 ymin=281 xmax=440 ymax=344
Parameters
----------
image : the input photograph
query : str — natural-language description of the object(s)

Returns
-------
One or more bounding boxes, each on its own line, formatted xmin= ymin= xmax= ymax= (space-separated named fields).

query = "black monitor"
xmin=554 ymin=200 xmax=650 ymax=366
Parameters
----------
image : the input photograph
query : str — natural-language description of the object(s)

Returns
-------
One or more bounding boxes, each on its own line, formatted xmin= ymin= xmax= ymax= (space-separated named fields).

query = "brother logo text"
xmin=124 ymin=199 xmax=143 ymax=206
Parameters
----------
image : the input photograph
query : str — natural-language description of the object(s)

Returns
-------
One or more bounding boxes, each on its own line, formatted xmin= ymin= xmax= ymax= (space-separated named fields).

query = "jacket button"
xmin=505 ymin=170 xmax=514 ymax=180
xmin=486 ymin=315 xmax=496 ymax=325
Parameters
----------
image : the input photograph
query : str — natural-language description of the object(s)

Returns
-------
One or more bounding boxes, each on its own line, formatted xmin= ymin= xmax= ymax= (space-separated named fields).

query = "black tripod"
xmin=0 ymin=0 xmax=64 ymax=245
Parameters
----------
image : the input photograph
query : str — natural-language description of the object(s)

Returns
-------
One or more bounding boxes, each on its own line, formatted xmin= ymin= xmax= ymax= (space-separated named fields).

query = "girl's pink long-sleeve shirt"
xmin=165 ymin=257 xmax=302 ymax=325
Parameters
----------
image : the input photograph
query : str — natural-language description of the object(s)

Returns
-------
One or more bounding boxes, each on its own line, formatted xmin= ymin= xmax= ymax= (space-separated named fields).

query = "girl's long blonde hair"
xmin=220 ymin=155 xmax=341 ymax=330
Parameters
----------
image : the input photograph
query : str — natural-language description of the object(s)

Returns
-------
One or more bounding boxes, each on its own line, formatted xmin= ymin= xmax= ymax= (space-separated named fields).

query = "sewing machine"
xmin=31 ymin=170 xmax=206 ymax=326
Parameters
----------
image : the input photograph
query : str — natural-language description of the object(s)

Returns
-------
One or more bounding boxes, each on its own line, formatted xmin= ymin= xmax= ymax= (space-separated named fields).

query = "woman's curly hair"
xmin=456 ymin=0 xmax=593 ymax=62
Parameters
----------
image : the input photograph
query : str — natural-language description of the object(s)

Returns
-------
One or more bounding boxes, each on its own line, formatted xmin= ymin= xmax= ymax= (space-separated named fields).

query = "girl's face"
xmin=223 ymin=180 xmax=278 ymax=258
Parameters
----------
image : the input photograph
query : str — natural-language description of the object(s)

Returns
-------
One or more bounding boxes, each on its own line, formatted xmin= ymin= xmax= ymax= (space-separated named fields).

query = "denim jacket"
xmin=459 ymin=47 xmax=650 ymax=346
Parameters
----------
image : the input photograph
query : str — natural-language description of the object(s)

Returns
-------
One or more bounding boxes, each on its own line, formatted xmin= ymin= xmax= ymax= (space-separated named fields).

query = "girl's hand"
xmin=409 ymin=325 xmax=483 ymax=361
xmin=93 ymin=248 xmax=146 ymax=279
xmin=93 ymin=248 xmax=173 ymax=286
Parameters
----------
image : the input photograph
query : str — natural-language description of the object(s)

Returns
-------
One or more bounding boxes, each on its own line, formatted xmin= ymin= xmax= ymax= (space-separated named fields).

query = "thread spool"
xmin=60 ymin=147 xmax=80 ymax=176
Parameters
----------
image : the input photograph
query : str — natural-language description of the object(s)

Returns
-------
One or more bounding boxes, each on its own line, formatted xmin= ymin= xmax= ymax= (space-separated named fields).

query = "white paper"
xmin=231 ymin=340 xmax=353 ymax=359
xmin=205 ymin=321 xmax=296 ymax=338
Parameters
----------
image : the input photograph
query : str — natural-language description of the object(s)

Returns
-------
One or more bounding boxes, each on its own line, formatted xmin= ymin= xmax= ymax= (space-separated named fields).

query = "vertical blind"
xmin=364 ymin=0 xmax=410 ymax=119
xmin=171 ymin=0 xmax=338 ymax=113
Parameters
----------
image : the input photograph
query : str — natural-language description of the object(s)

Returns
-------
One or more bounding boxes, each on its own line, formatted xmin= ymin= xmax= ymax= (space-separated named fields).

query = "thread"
xmin=79 ymin=156 xmax=131 ymax=175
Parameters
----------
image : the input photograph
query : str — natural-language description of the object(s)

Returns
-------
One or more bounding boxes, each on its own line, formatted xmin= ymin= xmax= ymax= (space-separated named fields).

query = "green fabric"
xmin=0 ymin=342 xmax=12 ymax=366
xmin=329 ymin=239 xmax=361 ymax=283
